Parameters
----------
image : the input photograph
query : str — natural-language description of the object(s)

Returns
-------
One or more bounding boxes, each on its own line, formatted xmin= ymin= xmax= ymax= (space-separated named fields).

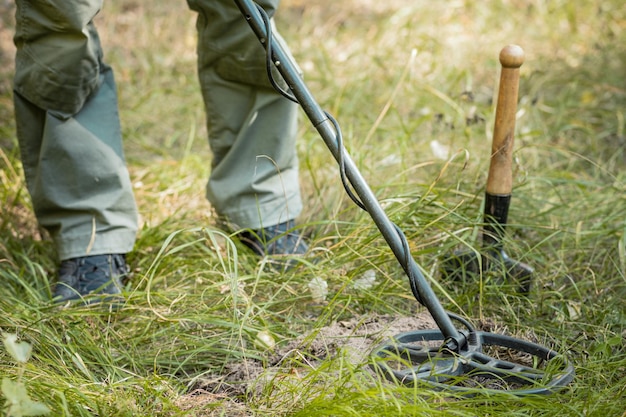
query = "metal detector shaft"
xmin=233 ymin=0 xmax=462 ymax=344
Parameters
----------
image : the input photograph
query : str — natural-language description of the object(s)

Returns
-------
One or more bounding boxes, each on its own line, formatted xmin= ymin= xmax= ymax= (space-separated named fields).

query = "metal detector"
xmin=233 ymin=0 xmax=575 ymax=395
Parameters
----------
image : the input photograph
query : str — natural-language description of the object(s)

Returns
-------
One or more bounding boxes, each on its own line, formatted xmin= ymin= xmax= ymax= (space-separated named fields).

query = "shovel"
xmin=441 ymin=45 xmax=533 ymax=294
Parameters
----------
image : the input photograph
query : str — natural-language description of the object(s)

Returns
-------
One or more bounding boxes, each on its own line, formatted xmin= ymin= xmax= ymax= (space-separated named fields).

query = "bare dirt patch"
xmin=192 ymin=312 xmax=436 ymax=396
xmin=173 ymin=312 xmax=437 ymax=415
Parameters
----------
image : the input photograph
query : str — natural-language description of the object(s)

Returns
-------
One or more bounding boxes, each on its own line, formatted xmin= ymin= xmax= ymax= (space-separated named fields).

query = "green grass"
xmin=1 ymin=0 xmax=625 ymax=415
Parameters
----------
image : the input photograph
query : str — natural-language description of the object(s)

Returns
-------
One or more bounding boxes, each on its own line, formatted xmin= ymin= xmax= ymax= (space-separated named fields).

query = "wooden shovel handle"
xmin=486 ymin=45 xmax=524 ymax=195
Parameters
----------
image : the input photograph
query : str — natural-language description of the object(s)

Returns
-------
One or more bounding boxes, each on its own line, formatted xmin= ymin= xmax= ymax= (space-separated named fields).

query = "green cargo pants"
xmin=13 ymin=0 xmax=302 ymax=260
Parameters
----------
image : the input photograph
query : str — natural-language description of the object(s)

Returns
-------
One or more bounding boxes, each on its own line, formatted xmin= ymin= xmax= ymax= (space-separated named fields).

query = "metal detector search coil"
xmin=234 ymin=0 xmax=575 ymax=395
xmin=371 ymin=329 xmax=574 ymax=396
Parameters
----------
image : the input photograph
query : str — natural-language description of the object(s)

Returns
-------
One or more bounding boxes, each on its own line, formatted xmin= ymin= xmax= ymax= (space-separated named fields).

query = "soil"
xmin=211 ymin=312 xmax=437 ymax=392
xmin=175 ymin=312 xmax=438 ymax=416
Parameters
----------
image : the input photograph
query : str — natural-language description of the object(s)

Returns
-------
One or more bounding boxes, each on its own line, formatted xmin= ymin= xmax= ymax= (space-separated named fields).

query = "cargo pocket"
xmin=13 ymin=0 xmax=105 ymax=116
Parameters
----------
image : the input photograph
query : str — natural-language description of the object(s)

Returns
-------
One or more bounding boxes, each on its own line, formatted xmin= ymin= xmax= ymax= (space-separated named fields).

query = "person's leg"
xmin=15 ymin=69 xmax=138 ymax=261
xmin=14 ymin=0 xmax=138 ymax=301
xmin=187 ymin=0 xmax=307 ymax=255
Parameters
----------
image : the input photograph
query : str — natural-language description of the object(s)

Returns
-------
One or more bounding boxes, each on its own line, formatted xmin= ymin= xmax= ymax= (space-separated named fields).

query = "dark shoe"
xmin=52 ymin=254 xmax=129 ymax=304
xmin=239 ymin=220 xmax=309 ymax=257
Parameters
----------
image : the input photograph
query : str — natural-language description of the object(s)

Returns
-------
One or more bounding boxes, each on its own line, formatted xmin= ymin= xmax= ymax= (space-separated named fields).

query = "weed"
xmin=1 ymin=334 xmax=50 ymax=416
